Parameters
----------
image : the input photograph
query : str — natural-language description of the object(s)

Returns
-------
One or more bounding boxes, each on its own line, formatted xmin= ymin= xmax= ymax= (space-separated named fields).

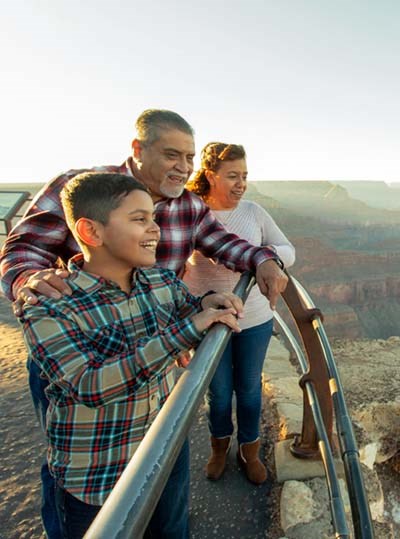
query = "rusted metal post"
xmin=281 ymin=273 xmax=333 ymax=458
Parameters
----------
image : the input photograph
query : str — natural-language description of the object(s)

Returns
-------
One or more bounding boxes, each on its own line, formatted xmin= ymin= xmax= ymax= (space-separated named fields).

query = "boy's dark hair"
xmin=135 ymin=109 xmax=195 ymax=146
xmin=61 ymin=172 xmax=149 ymax=228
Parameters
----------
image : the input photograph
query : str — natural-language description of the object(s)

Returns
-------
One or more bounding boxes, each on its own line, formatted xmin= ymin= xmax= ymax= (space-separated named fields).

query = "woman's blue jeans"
xmin=205 ymin=320 xmax=273 ymax=444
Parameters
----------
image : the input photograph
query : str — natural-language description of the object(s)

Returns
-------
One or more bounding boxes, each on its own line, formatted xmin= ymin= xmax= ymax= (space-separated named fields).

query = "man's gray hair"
xmin=135 ymin=109 xmax=195 ymax=146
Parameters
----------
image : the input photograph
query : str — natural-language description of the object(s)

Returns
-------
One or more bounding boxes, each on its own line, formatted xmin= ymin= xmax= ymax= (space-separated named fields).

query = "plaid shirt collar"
xmin=67 ymin=253 xmax=153 ymax=294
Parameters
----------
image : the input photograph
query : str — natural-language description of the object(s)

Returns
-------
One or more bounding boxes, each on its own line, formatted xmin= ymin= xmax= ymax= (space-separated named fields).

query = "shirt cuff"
xmin=172 ymin=318 xmax=204 ymax=351
xmin=253 ymin=246 xmax=280 ymax=268
xmin=11 ymin=270 xmax=38 ymax=300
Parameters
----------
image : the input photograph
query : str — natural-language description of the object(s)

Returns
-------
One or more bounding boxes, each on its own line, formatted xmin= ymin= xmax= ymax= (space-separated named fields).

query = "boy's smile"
xmin=100 ymin=189 xmax=160 ymax=272
xmin=139 ymin=239 xmax=158 ymax=252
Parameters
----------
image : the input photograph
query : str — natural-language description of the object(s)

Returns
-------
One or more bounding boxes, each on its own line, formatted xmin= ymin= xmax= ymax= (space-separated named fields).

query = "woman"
xmin=184 ymin=142 xmax=295 ymax=484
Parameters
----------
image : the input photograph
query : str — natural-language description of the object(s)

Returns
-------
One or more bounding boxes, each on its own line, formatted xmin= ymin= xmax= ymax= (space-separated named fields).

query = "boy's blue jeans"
xmin=55 ymin=439 xmax=190 ymax=538
xmin=205 ymin=320 xmax=273 ymax=444
xmin=28 ymin=359 xmax=63 ymax=539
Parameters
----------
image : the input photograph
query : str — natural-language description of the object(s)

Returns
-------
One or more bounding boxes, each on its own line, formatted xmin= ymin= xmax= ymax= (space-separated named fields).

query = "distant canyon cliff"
xmin=246 ymin=181 xmax=400 ymax=339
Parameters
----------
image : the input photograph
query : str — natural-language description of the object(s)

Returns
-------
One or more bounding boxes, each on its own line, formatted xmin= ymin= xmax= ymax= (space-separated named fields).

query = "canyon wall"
xmin=246 ymin=181 xmax=400 ymax=339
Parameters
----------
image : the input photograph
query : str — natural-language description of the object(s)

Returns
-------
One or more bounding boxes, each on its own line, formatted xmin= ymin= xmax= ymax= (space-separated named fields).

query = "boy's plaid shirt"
xmin=20 ymin=255 xmax=204 ymax=505
xmin=0 ymin=159 xmax=277 ymax=300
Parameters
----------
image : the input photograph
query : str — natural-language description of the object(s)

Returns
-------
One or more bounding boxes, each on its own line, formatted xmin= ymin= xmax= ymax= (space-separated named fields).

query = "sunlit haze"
xmin=2 ymin=1 xmax=399 ymax=184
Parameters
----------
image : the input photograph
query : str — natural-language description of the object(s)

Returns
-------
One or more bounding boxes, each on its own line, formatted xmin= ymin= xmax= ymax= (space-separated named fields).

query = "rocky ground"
xmin=265 ymin=333 xmax=400 ymax=538
xmin=332 ymin=337 xmax=400 ymax=537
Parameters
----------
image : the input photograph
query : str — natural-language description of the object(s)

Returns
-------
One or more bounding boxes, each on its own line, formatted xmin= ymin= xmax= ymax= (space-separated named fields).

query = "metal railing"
xmin=85 ymin=271 xmax=374 ymax=539
xmin=290 ymin=276 xmax=373 ymax=538
xmin=85 ymin=273 xmax=256 ymax=539
xmin=273 ymin=310 xmax=350 ymax=538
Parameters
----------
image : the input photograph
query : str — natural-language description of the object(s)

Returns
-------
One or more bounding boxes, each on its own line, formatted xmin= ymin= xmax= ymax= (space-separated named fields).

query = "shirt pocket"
xmin=84 ymin=322 xmax=128 ymax=358
xmin=154 ymin=302 xmax=177 ymax=330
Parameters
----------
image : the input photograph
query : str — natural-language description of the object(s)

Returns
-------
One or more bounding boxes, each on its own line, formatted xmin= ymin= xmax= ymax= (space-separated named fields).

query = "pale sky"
xmin=1 ymin=0 xmax=399 ymax=183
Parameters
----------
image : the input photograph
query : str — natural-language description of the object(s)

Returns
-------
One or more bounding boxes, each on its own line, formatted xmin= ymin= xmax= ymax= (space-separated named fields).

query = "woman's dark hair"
xmin=187 ymin=142 xmax=246 ymax=198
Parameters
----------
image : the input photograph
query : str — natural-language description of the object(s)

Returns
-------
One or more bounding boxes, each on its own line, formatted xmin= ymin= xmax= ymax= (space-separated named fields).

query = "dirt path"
xmin=0 ymin=300 xmax=45 ymax=539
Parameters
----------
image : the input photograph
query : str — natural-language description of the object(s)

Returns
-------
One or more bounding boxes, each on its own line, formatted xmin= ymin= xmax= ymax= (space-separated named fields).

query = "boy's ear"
xmin=131 ymin=138 xmax=142 ymax=161
xmin=75 ymin=218 xmax=103 ymax=247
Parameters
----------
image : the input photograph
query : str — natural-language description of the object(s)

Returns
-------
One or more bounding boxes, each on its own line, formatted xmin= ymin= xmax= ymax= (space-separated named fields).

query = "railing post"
xmin=291 ymin=277 xmax=374 ymax=538
xmin=281 ymin=274 xmax=334 ymax=458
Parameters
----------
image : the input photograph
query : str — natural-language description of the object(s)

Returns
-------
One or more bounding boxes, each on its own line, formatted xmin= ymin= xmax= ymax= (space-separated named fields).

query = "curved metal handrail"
xmin=273 ymin=312 xmax=350 ymax=538
xmin=290 ymin=277 xmax=374 ymax=538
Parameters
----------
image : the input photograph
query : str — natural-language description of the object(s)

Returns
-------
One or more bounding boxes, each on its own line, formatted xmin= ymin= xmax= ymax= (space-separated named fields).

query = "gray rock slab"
xmin=275 ymin=402 xmax=303 ymax=437
xmin=275 ymin=439 xmax=344 ymax=483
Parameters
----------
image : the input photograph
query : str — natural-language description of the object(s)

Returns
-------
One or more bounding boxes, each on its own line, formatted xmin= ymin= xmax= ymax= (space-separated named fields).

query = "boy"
xmin=19 ymin=172 xmax=243 ymax=538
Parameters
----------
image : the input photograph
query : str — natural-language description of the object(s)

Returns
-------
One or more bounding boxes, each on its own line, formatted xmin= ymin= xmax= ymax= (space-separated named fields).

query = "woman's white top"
xmin=183 ymin=199 xmax=295 ymax=330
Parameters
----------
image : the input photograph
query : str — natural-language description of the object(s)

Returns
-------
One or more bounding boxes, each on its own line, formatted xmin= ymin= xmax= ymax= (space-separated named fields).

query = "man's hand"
xmin=201 ymin=292 xmax=244 ymax=320
xmin=256 ymin=259 xmax=288 ymax=310
xmin=13 ymin=268 xmax=71 ymax=316
xmin=192 ymin=307 xmax=241 ymax=334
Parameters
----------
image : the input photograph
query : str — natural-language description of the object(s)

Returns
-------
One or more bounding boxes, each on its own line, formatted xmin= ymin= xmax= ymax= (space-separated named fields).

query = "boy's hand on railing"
xmin=201 ymin=292 xmax=244 ymax=320
xmin=13 ymin=268 xmax=72 ymax=316
xmin=192 ymin=307 xmax=241 ymax=334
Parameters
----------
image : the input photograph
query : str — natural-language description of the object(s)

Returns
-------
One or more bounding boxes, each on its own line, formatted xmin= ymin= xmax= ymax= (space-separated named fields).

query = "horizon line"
xmin=1 ymin=178 xmax=399 ymax=185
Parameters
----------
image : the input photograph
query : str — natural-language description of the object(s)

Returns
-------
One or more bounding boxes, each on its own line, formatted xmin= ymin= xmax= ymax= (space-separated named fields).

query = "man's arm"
xmin=0 ymin=172 xmax=81 ymax=301
xmin=191 ymin=197 xmax=288 ymax=308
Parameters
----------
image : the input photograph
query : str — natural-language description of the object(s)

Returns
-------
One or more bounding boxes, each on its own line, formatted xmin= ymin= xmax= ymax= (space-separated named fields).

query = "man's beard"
xmin=160 ymin=180 xmax=186 ymax=199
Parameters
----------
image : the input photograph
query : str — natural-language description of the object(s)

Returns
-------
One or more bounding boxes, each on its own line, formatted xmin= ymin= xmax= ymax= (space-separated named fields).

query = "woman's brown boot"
xmin=237 ymin=438 xmax=267 ymax=484
xmin=205 ymin=435 xmax=231 ymax=480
